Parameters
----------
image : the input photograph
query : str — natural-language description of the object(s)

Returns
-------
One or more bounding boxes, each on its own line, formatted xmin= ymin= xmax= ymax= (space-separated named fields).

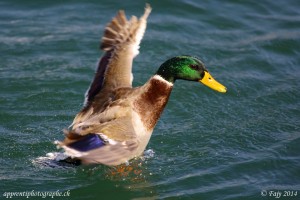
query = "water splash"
xmin=32 ymin=152 xmax=74 ymax=169
xmin=143 ymin=149 xmax=155 ymax=159
xmin=32 ymin=149 xmax=155 ymax=169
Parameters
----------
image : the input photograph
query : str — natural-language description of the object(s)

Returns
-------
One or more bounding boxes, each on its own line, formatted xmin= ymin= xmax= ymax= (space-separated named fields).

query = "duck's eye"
xmin=190 ymin=64 xmax=200 ymax=70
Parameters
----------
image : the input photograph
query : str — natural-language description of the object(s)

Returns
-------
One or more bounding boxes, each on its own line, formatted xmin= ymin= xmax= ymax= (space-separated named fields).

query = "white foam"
xmin=143 ymin=149 xmax=155 ymax=159
xmin=32 ymin=152 xmax=71 ymax=169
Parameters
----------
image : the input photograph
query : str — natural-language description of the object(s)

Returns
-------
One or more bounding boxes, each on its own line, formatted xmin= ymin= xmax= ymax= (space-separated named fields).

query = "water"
xmin=1 ymin=0 xmax=300 ymax=199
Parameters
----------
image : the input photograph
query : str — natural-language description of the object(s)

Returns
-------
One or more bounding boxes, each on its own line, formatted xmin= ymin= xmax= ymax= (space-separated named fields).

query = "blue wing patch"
xmin=67 ymin=134 xmax=105 ymax=152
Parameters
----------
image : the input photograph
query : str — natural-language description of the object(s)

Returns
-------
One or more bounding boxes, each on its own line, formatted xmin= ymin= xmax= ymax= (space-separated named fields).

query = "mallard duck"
xmin=56 ymin=4 xmax=226 ymax=166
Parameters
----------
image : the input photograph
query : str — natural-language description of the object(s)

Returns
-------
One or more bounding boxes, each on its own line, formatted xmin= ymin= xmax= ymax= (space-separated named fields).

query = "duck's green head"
xmin=156 ymin=56 xmax=227 ymax=93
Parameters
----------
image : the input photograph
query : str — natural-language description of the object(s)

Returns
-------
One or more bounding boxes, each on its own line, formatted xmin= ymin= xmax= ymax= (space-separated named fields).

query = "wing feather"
xmin=58 ymin=139 xmax=139 ymax=166
xmin=83 ymin=4 xmax=151 ymax=108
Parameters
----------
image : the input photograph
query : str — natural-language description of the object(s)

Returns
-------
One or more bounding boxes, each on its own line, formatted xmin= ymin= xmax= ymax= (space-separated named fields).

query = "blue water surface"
xmin=1 ymin=0 xmax=299 ymax=199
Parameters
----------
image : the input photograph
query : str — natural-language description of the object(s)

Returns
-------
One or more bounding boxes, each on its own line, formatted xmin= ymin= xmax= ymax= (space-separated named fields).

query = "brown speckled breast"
xmin=133 ymin=77 xmax=173 ymax=131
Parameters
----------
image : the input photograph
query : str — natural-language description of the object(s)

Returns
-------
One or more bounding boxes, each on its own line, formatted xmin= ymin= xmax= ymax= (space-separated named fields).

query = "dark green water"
xmin=1 ymin=0 xmax=300 ymax=199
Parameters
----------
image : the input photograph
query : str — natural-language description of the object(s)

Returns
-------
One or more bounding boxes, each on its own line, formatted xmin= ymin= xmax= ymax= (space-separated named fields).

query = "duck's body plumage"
xmin=56 ymin=4 xmax=226 ymax=166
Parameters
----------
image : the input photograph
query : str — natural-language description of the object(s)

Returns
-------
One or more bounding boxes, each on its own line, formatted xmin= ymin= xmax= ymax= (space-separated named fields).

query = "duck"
xmin=55 ymin=4 xmax=226 ymax=166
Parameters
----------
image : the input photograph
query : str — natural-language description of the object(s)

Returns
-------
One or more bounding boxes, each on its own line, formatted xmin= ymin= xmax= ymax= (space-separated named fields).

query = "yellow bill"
xmin=199 ymin=71 xmax=227 ymax=93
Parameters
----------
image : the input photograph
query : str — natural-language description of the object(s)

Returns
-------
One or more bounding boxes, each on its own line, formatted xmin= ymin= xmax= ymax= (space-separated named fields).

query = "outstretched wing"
xmin=84 ymin=4 xmax=151 ymax=107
